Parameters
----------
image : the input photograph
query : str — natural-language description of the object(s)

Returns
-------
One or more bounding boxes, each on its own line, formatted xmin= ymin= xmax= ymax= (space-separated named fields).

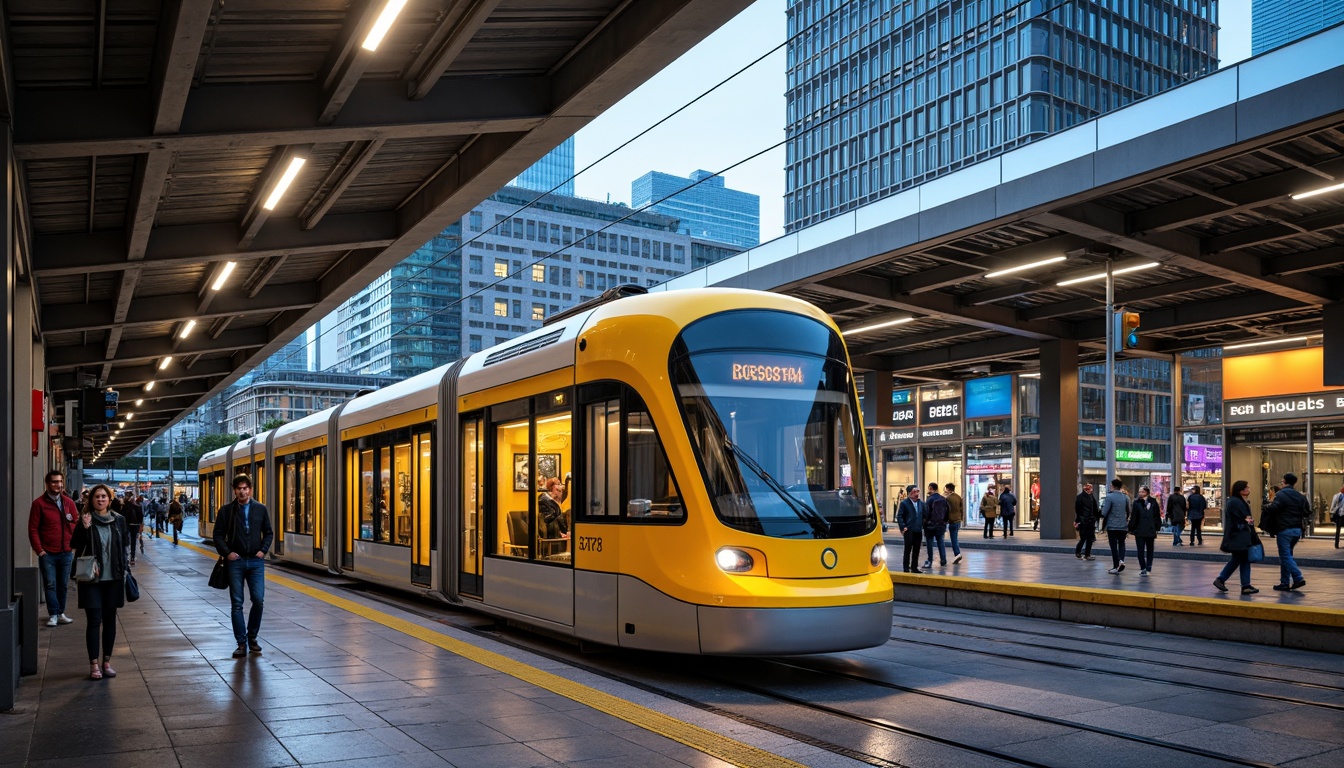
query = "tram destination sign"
xmin=1223 ymin=391 xmax=1344 ymax=424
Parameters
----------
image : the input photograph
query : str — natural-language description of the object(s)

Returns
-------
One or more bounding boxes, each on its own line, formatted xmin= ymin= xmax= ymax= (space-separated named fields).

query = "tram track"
xmin=892 ymin=613 xmax=1344 ymax=685
xmin=887 ymin=621 xmax=1344 ymax=710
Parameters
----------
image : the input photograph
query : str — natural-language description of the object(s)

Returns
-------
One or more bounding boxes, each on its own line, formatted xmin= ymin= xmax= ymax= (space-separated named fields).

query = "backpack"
xmin=926 ymin=494 xmax=949 ymax=529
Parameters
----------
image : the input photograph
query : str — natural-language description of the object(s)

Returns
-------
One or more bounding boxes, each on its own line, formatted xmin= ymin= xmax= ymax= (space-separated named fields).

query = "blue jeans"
xmin=39 ymin=551 xmax=73 ymax=616
xmin=1218 ymin=551 xmax=1252 ymax=587
xmin=1276 ymin=528 xmax=1303 ymax=586
xmin=924 ymin=527 xmax=947 ymax=564
xmin=227 ymin=556 xmax=266 ymax=645
xmin=947 ymin=522 xmax=961 ymax=555
xmin=1172 ymin=524 xmax=1184 ymax=545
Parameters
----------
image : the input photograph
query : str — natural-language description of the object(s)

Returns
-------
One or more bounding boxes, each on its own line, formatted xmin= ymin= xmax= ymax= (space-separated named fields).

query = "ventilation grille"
xmin=483 ymin=328 xmax=565 ymax=366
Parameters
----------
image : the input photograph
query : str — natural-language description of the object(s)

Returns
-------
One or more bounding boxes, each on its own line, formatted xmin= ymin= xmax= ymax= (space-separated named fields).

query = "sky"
xmin=573 ymin=0 xmax=1255 ymax=244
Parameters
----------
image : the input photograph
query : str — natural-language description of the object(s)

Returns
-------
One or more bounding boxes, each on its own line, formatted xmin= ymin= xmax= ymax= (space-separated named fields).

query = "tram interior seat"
xmin=506 ymin=510 xmax=530 ymax=558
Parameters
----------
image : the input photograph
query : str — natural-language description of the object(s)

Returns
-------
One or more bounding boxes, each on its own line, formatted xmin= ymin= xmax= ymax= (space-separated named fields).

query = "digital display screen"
xmin=730 ymin=356 xmax=808 ymax=385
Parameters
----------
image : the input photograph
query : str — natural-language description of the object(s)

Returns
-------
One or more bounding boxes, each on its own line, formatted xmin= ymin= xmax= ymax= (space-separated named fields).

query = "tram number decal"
xmin=578 ymin=536 xmax=603 ymax=553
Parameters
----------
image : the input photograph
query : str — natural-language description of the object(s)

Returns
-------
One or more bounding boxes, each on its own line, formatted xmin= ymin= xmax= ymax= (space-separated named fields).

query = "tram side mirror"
xmin=627 ymin=499 xmax=651 ymax=517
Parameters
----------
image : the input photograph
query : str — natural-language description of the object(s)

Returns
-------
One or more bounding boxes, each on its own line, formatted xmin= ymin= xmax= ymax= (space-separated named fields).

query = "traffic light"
xmin=1111 ymin=309 xmax=1141 ymax=353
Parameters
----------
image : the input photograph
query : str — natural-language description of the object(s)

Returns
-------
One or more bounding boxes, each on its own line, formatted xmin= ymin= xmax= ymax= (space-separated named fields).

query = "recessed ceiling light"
xmin=1056 ymin=261 xmax=1159 ymax=286
xmin=211 ymin=261 xmax=237 ymax=291
xmin=1291 ymin=181 xmax=1344 ymax=200
xmin=262 ymin=156 xmax=307 ymax=211
xmin=983 ymin=255 xmax=1067 ymax=279
xmin=362 ymin=0 xmax=409 ymax=51
xmin=842 ymin=317 xmax=915 ymax=336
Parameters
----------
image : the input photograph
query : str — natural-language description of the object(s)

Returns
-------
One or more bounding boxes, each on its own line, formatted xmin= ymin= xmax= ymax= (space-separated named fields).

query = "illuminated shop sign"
xmin=891 ymin=403 xmax=916 ymax=426
xmin=875 ymin=428 xmax=916 ymax=445
xmin=1182 ymin=444 xmax=1223 ymax=473
xmin=729 ymin=356 xmax=808 ymax=385
xmin=965 ymin=375 xmax=1013 ymax=419
xmin=1116 ymin=449 xmax=1155 ymax=462
xmin=1223 ymin=392 xmax=1344 ymax=424
xmin=919 ymin=423 xmax=962 ymax=442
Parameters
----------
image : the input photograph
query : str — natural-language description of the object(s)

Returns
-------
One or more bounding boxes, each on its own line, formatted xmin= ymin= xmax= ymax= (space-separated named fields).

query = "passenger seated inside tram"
xmin=539 ymin=478 xmax=569 ymax=539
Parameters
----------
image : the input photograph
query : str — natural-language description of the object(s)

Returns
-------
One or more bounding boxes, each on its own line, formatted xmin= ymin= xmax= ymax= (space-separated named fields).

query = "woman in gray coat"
xmin=68 ymin=484 xmax=129 ymax=680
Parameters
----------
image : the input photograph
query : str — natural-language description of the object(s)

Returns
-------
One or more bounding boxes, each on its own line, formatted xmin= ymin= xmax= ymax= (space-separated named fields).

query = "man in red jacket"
xmin=28 ymin=469 xmax=79 ymax=627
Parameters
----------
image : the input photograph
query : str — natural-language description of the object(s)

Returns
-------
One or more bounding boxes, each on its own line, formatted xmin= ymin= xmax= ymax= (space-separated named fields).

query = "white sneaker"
xmin=1140 ymin=570 xmax=1149 ymax=577
xmin=58 ymin=614 xmax=74 ymax=624
xmin=952 ymin=553 xmax=964 ymax=564
xmin=1117 ymin=561 xmax=1126 ymax=572
xmin=46 ymin=615 xmax=58 ymax=627
xmin=1107 ymin=567 xmax=1121 ymax=574
xmin=922 ymin=560 xmax=932 ymax=569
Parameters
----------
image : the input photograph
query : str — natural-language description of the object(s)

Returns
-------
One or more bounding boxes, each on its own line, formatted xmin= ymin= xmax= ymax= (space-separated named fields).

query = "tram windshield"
xmin=671 ymin=309 xmax=876 ymax=539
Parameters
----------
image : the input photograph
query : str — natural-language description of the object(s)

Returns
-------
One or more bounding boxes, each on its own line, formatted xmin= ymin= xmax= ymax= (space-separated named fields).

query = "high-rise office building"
xmin=334 ymin=229 xmax=464 ymax=379
xmin=784 ymin=0 xmax=1218 ymax=231
xmin=631 ymin=169 xmax=761 ymax=248
xmin=458 ymin=186 xmax=697 ymax=354
xmin=1252 ymin=0 xmax=1344 ymax=54
xmin=512 ymin=136 xmax=576 ymax=197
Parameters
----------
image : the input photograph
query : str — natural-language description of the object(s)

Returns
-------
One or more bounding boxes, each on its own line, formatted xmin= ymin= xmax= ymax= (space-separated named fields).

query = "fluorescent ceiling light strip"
xmin=983 ymin=255 xmax=1067 ymax=279
xmin=145 ymin=380 xmax=155 ymax=392
xmin=1222 ymin=335 xmax=1318 ymax=351
xmin=1291 ymin=181 xmax=1344 ymax=200
xmin=179 ymin=319 xmax=196 ymax=339
xmin=1056 ymin=261 xmax=1159 ymax=286
xmin=362 ymin=0 xmax=409 ymax=51
xmin=262 ymin=157 xmax=307 ymax=211
xmin=211 ymin=261 xmax=237 ymax=291
xmin=159 ymin=356 xmax=173 ymax=370
xmin=843 ymin=317 xmax=915 ymax=336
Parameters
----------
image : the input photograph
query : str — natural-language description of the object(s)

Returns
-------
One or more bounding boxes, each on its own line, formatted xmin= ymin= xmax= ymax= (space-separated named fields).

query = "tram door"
xmin=459 ymin=415 xmax=485 ymax=597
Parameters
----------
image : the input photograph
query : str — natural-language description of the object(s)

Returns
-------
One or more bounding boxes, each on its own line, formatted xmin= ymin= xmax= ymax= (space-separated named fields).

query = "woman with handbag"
xmin=69 ymin=484 xmax=130 ymax=680
xmin=1214 ymin=480 xmax=1260 ymax=596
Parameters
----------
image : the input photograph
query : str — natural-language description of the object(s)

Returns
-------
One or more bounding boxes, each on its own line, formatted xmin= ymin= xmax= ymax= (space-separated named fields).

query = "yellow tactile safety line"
xmin=179 ymin=541 xmax=805 ymax=768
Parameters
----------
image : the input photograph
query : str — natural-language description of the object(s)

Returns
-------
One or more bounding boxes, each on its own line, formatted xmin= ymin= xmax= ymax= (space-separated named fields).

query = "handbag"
xmin=125 ymin=570 xmax=140 ymax=602
xmin=1259 ymin=504 xmax=1281 ymax=536
xmin=208 ymin=558 xmax=230 ymax=589
xmin=73 ymin=554 xmax=100 ymax=583
xmin=1248 ymin=540 xmax=1265 ymax=563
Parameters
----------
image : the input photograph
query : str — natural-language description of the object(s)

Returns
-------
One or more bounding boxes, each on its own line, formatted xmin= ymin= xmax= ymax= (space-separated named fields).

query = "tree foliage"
xmin=261 ymin=418 xmax=288 ymax=431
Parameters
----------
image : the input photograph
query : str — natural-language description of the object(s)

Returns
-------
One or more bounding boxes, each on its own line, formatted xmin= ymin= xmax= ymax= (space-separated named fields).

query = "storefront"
xmin=1217 ymin=347 xmax=1343 ymax=531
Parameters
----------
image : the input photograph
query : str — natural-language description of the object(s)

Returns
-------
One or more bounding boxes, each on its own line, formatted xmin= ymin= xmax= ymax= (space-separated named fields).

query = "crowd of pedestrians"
xmin=26 ymin=472 xmax=215 ymax=681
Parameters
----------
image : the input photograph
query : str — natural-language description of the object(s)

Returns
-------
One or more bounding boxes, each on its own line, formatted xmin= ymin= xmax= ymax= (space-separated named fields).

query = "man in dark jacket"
xmin=28 ymin=470 xmax=78 ymax=627
xmin=1074 ymin=483 xmax=1098 ymax=560
xmin=1166 ymin=488 xmax=1188 ymax=546
xmin=923 ymin=482 xmax=949 ymax=569
xmin=1263 ymin=472 xmax=1310 ymax=591
xmin=1186 ymin=486 xmax=1208 ymax=545
xmin=896 ymin=486 xmax=925 ymax=574
xmin=998 ymin=482 xmax=1018 ymax=537
xmin=213 ymin=474 xmax=274 ymax=657
xmin=123 ymin=493 xmax=144 ymax=564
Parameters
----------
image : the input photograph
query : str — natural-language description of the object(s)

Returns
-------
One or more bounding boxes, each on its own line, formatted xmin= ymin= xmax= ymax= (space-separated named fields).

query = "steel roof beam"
xmin=1129 ymin=157 xmax=1344 ymax=233
xmin=812 ymin=273 xmax=1072 ymax=341
xmin=13 ymin=77 xmax=552 ymax=160
xmin=51 ymin=357 xmax=236 ymax=393
xmin=851 ymin=326 xmax=985 ymax=356
xmin=406 ymin=0 xmax=504 ymax=101
xmin=316 ymin=0 xmax=385 ymax=124
xmin=855 ymin=335 xmax=1044 ymax=375
xmin=45 ymin=328 xmax=271 ymax=370
xmin=892 ymin=235 xmax=1092 ymax=295
xmin=1017 ymin=275 xmax=1229 ymax=321
xmin=1034 ymin=207 xmax=1337 ymax=305
xmin=32 ymin=211 xmax=398 ymax=277
xmin=41 ymin=283 xmax=321 ymax=333
xmin=1073 ymin=291 xmax=1306 ymax=338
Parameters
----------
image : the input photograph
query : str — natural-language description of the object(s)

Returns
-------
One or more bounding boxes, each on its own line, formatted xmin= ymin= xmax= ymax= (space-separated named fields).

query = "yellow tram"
xmin=201 ymin=287 xmax=893 ymax=654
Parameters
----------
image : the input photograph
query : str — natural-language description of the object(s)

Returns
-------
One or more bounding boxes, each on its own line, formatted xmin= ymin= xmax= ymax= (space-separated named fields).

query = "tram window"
xmin=585 ymin=399 xmax=620 ymax=518
xmin=391 ymin=438 xmax=412 ymax=545
xmin=358 ymin=446 xmax=375 ymax=540
xmin=496 ymin=417 xmax=531 ymax=558
xmin=461 ymin=415 xmax=484 ymax=576
xmin=282 ymin=459 xmax=297 ymax=533
xmin=627 ymin=409 xmax=682 ymax=519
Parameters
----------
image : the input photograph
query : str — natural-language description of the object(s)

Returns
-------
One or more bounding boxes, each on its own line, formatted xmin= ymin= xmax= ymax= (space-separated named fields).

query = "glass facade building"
xmin=631 ymin=169 xmax=761 ymax=248
xmin=784 ymin=0 xmax=1219 ymax=231
xmin=334 ymin=230 xmax=463 ymax=379
xmin=1252 ymin=0 xmax=1344 ymax=54
xmin=458 ymin=186 xmax=697 ymax=353
xmin=512 ymin=136 xmax=576 ymax=197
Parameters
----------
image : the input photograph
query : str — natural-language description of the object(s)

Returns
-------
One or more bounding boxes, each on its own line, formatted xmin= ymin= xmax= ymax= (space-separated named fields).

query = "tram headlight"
xmin=870 ymin=543 xmax=888 ymax=568
xmin=715 ymin=547 xmax=754 ymax=573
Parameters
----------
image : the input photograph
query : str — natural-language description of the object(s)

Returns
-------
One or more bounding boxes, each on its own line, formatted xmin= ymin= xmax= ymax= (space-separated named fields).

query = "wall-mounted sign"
xmin=892 ymin=389 xmax=913 ymax=405
xmin=1116 ymin=448 xmax=1155 ymax=462
xmin=921 ymin=397 xmax=962 ymax=424
xmin=875 ymin=428 xmax=917 ymax=445
xmin=1223 ymin=392 xmax=1344 ymax=424
xmin=891 ymin=402 xmax=916 ymax=426
xmin=1227 ymin=426 xmax=1307 ymax=445
xmin=965 ymin=375 xmax=1013 ymax=419
xmin=1182 ymin=444 xmax=1222 ymax=473
xmin=919 ymin=423 xmax=962 ymax=442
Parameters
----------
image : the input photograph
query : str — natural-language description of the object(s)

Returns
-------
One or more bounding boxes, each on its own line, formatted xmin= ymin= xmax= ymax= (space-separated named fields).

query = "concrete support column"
xmin=1039 ymin=340 xmax=1080 ymax=540
xmin=1 ymin=120 xmax=17 ymax=710
xmin=11 ymin=281 xmax=36 ymax=569
xmin=1325 ymin=302 xmax=1344 ymax=386
xmin=861 ymin=371 xmax=894 ymax=428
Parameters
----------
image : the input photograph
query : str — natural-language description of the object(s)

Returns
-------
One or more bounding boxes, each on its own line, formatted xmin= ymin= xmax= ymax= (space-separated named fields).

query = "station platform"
xmin=882 ymin=526 xmax=1344 ymax=652
xmin=2 ymin=532 xmax=849 ymax=768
